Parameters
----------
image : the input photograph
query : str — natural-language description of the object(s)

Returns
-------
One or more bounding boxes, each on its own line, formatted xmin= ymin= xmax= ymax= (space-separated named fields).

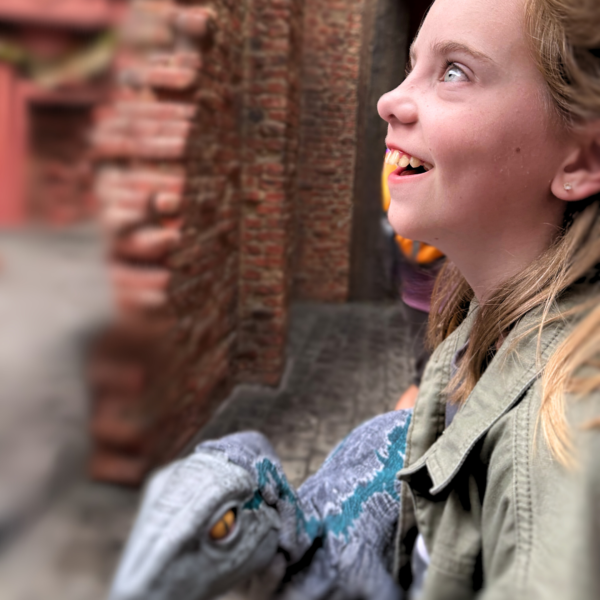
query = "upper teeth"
xmin=385 ymin=150 xmax=432 ymax=172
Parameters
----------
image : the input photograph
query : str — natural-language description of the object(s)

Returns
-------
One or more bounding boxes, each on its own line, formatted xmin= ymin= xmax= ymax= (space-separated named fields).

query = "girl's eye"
xmin=443 ymin=63 xmax=469 ymax=83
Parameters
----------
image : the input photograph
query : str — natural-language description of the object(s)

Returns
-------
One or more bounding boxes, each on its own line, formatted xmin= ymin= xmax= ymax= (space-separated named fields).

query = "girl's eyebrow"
xmin=409 ymin=40 xmax=496 ymax=67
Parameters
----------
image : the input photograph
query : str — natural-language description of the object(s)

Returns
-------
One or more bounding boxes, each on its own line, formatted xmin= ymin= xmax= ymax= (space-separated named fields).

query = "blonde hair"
xmin=428 ymin=0 xmax=600 ymax=465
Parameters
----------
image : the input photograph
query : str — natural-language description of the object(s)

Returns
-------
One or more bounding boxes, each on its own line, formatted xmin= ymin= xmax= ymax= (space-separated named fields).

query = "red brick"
xmin=265 ymin=243 xmax=285 ymax=255
xmin=243 ymin=190 xmax=262 ymax=203
xmin=173 ymin=7 xmax=215 ymax=38
xmin=89 ymin=450 xmax=149 ymax=486
xmin=91 ymin=409 xmax=148 ymax=451
xmin=242 ymin=268 xmax=262 ymax=281
xmin=257 ymin=95 xmax=288 ymax=109
xmin=102 ymin=205 xmax=146 ymax=231
xmin=146 ymin=66 xmax=198 ymax=90
xmin=155 ymin=191 xmax=183 ymax=214
xmin=89 ymin=360 xmax=146 ymax=394
xmin=138 ymin=136 xmax=187 ymax=159
xmin=111 ymin=265 xmax=171 ymax=290
xmin=114 ymin=226 xmax=181 ymax=261
xmin=116 ymin=101 xmax=197 ymax=121
xmin=256 ymin=204 xmax=283 ymax=215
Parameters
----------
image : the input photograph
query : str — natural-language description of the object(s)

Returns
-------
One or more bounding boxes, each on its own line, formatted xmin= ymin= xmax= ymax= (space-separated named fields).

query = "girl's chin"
xmin=387 ymin=207 xmax=438 ymax=245
xmin=387 ymin=219 xmax=425 ymax=243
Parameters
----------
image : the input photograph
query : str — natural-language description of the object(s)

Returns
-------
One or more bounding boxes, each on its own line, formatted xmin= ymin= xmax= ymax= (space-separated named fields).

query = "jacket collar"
xmin=398 ymin=294 xmax=577 ymax=496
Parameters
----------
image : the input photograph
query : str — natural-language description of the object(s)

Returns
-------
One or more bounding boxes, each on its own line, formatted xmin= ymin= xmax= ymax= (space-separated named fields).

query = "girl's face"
xmin=378 ymin=0 xmax=569 ymax=257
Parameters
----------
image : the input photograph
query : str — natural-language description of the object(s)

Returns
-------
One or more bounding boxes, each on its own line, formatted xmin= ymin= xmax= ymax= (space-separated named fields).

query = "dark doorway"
xmin=349 ymin=0 xmax=433 ymax=301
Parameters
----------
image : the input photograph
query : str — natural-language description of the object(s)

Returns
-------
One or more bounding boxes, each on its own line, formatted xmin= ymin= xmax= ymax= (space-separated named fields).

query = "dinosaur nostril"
xmin=209 ymin=508 xmax=236 ymax=541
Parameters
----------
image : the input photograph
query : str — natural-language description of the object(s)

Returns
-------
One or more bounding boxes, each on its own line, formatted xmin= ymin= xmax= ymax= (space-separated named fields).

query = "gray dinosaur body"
xmin=110 ymin=409 xmax=411 ymax=600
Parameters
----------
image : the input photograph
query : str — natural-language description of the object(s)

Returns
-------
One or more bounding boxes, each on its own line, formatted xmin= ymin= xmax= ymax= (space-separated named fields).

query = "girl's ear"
xmin=552 ymin=121 xmax=600 ymax=201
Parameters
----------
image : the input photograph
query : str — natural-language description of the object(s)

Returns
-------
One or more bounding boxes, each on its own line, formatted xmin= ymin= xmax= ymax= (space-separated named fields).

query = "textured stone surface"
xmin=293 ymin=0 xmax=366 ymax=302
xmin=90 ymin=0 xmax=243 ymax=482
xmin=196 ymin=302 xmax=414 ymax=487
xmin=236 ymin=0 xmax=305 ymax=385
xmin=90 ymin=0 xmax=315 ymax=481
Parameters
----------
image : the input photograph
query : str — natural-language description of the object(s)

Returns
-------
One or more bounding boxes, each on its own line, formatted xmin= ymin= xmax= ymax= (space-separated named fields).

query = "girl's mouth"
xmin=385 ymin=149 xmax=433 ymax=177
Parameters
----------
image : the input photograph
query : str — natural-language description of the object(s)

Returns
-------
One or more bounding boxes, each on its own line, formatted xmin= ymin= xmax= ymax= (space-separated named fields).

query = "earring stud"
xmin=564 ymin=183 xmax=573 ymax=191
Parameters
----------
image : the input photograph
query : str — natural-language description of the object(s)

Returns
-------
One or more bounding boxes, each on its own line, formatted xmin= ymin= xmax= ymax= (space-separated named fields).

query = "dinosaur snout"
xmin=109 ymin=450 xmax=281 ymax=600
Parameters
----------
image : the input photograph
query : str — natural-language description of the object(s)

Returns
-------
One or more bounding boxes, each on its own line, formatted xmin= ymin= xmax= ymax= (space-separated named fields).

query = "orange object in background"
xmin=381 ymin=161 xmax=396 ymax=213
xmin=381 ymin=154 xmax=444 ymax=265
xmin=394 ymin=235 xmax=444 ymax=264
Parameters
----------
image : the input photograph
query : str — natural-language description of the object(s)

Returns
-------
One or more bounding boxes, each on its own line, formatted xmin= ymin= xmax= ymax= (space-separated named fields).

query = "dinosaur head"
xmin=109 ymin=449 xmax=282 ymax=600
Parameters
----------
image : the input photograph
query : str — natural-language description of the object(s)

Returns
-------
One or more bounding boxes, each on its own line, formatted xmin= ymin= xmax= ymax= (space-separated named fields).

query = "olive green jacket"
xmin=394 ymin=289 xmax=600 ymax=600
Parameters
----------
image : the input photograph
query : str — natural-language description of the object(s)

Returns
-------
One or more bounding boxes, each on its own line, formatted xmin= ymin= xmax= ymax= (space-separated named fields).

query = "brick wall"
xmin=89 ymin=0 xmax=376 ymax=484
xmin=90 ymin=0 xmax=245 ymax=483
xmin=293 ymin=0 xmax=365 ymax=302
xmin=236 ymin=0 xmax=305 ymax=384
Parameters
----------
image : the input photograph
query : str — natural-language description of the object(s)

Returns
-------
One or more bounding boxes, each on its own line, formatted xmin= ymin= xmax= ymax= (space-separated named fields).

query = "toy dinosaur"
xmin=109 ymin=409 xmax=412 ymax=600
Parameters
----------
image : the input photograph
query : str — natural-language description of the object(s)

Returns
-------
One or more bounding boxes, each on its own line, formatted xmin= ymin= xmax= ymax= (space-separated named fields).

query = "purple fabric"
xmin=398 ymin=258 xmax=443 ymax=313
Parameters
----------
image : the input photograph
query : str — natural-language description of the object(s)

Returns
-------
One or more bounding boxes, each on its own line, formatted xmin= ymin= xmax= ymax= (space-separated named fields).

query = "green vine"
xmin=0 ymin=30 xmax=117 ymax=88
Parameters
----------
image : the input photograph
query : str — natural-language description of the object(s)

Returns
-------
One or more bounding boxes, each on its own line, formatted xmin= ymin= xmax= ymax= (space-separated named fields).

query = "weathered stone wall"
xmin=293 ymin=0 xmax=366 ymax=302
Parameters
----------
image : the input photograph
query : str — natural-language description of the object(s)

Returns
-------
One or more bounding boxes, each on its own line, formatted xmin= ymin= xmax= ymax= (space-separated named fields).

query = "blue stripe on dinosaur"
xmin=243 ymin=460 xmax=322 ymax=542
xmin=243 ymin=414 xmax=411 ymax=544
xmin=320 ymin=418 xmax=411 ymax=542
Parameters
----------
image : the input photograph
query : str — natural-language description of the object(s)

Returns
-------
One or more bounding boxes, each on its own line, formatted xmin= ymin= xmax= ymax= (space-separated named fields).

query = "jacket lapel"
xmin=398 ymin=302 xmax=571 ymax=496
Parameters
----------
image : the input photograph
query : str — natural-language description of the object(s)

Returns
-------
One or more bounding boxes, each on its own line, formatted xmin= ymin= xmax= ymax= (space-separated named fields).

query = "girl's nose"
xmin=377 ymin=85 xmax=418 ymax=126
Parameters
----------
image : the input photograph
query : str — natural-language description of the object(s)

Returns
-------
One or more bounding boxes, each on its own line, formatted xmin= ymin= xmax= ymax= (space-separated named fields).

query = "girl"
xmin=378 ymin=0 xmax=600 ymax=597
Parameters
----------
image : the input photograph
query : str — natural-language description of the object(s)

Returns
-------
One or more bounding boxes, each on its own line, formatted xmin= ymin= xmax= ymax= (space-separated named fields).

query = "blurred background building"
xmin=0 ymin=0 xmax=123 ymax=226
xmin=1 ymin=0 xmax=433 ymax=487
xmin=85 ymin=0 xmax=433 ymax=487
xmin=0 ymin=0 xmax=435 ymax=595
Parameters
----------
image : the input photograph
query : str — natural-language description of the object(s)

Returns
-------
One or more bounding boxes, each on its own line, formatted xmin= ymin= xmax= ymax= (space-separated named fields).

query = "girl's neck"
xmin=448 ymin=213 xmax=563 ymax=305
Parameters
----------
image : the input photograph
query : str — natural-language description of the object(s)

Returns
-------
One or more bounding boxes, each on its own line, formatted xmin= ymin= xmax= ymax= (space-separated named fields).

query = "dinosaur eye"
xmin=209 ymin=508 xmax=236 ymax=541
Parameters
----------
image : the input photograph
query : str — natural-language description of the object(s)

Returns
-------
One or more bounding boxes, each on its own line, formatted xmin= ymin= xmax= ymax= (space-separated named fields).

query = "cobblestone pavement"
xmin=197 ymin=302 xmax=414 ymax=487
xmin=0 ymin=229 xmax=417 ymax=599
